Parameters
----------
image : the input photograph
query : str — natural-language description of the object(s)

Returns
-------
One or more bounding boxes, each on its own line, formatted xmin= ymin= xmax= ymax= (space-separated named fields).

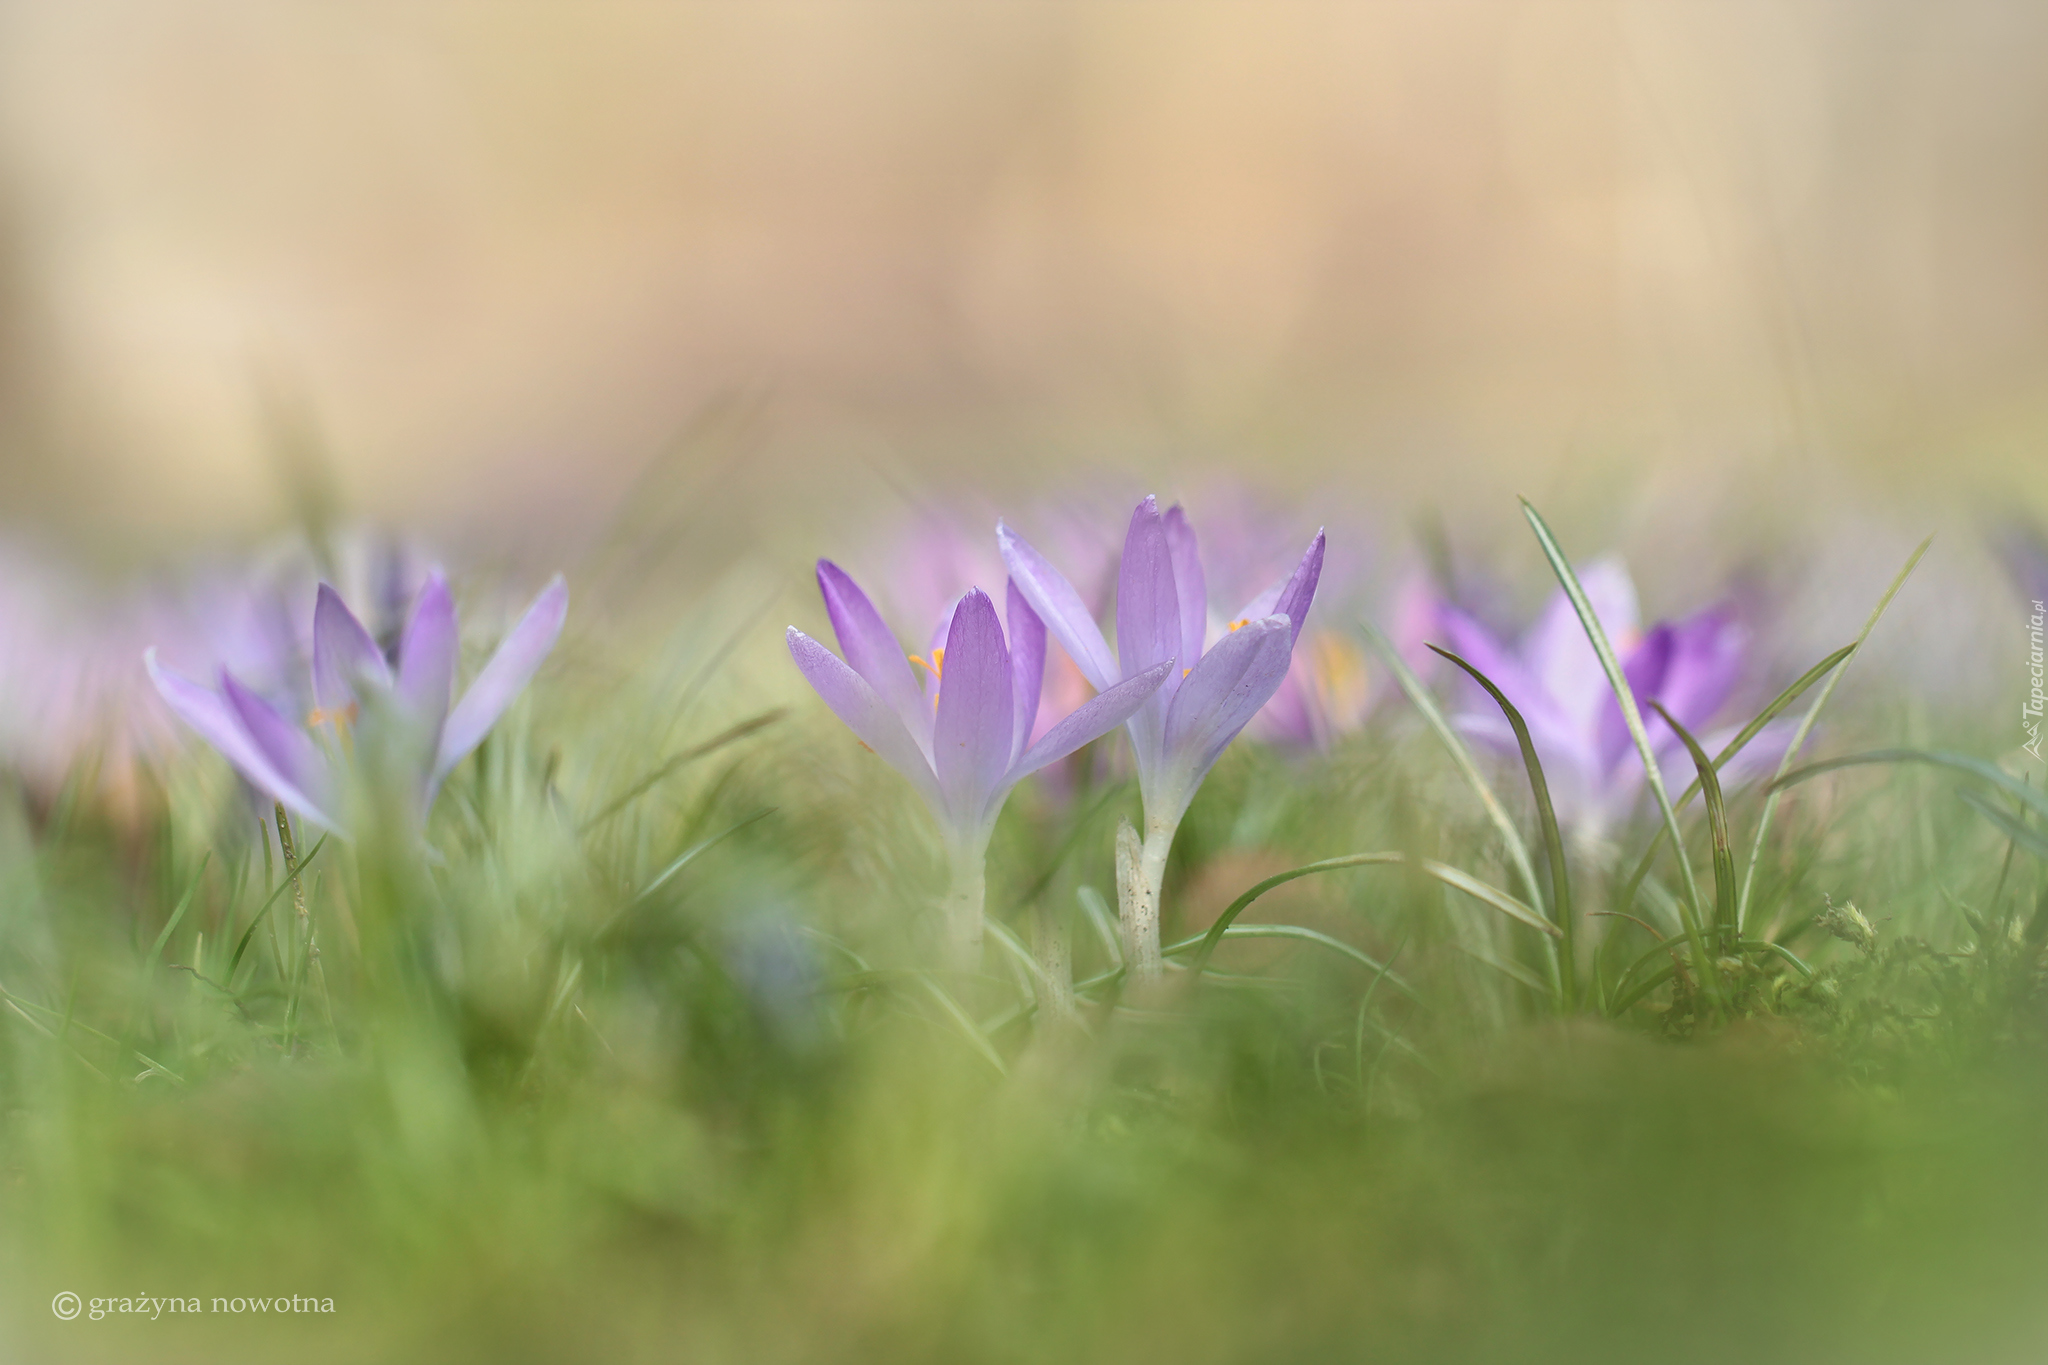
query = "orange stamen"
xmin=306 ymin=702 xmax=360 ymax=731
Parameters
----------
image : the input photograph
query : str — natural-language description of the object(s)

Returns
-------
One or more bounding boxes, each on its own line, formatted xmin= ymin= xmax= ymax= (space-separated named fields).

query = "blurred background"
xmin=1 ymin=0 xmax=2043 ymax=567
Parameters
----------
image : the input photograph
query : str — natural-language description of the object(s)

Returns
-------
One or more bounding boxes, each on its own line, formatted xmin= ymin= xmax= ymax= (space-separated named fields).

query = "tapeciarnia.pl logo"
xmin=2026 ymin=599 xmax=2045 ymax=761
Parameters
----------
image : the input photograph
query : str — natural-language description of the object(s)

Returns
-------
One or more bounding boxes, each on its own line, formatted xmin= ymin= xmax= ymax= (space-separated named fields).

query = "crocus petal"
xmin=1439 ymin=606 xmax=1580 ymax=766
xmin=1005 ymin=579 xmax=1045 ymax=765
xmin=1655 ymin=606 xmax=1746 ymax=735
xmin=1268 ymin=529 xmax=1326 ymax=646
xmin=1009 ymin=659 xmax=1173 ymax=782
xmin=1526 ymin=557 xmax=1640 ymax=739
xmin=146 ymin=652 xmax=340 ymax=831
xmin=434 ymin=575 xmax=567 ymax=782
xmin=998 ymin=521 xmax=1120 ymax=694
xmin=787 ymin=627 xmax=942 ymax=810
xmin=1160 ymin=615 xmax=1293 ymax=799
xmin=932 ymin=590 xmax=1014 ymax=828
xmin=222 ymin=670 xmax=335 ymax=809
xmin=1115 ymin=496 xmax=1181 ymax=681
xmin=1597 ymin=623 xmax=1675 ymax=776
xmin=1162 ymin=504 xmax=1208 ymax=667
xmin=817 ymin=560 xmax=932 ymax=752
xmin=312 ymin=583 xmax=392 ymax=714
xmin=395 ymin=571 xmax=458 ymax=747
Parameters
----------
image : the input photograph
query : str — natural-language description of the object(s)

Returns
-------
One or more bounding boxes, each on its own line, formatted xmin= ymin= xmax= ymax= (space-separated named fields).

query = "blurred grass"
xmin=1 ymin=560 xmax=2046 ymax=1364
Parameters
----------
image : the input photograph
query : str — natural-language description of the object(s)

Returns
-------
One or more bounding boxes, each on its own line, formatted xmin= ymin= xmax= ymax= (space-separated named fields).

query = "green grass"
xmin=2 ymin=516 xmax=2046 ymax=1363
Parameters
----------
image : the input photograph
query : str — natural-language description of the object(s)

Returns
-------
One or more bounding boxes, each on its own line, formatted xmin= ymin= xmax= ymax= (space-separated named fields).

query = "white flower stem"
xmin=1032 ymin=901 xmax=1075 ymax=1022
xmin=1116 ymin=815 xmax=1179 ymax=986
xmin=941 ymin=845 xmax=987 ymax=975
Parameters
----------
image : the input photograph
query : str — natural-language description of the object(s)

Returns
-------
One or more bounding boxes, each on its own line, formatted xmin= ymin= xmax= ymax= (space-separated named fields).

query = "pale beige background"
xmin=0 ymin=1 xmax=2042 ymax=559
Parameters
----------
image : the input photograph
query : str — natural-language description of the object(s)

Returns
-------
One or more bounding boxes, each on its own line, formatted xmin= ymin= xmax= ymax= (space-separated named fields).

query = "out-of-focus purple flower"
xmin=147 ymin=572 xmax=567 ymax=835
xmin=1254 ymin=629 xmax=1373 ymax=750
xmin=1438 ymin=557 xmax=1766 ymax=837
xmin=786 ymin=561 xmax=1169 ymax=961
xmin=1000 ymin=495 xmax=1324 ymax=977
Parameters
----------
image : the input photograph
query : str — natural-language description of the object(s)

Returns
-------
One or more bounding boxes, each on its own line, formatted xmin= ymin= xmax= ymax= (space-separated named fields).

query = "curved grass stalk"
xmin=1650 ymin=702 xmax=1737 ymax=948
xmin=1521 ymin=499 xmax=1721 ymax=1013
xmin=1614 ymin=643 xmax=1854 ymax=924
xmin=1183 ymin=850 xmax=1554 ymax=980
xmin=1361 ymin=620 xmax=1546 ymax=917
xmin=1429 ymin=644 xmax=1575 ymax=1010
xmin=1736 ymin=537 xmax=1930 ymax=928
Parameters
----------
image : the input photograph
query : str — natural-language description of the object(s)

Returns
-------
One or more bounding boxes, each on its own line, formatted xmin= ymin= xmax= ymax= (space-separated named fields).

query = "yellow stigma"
xmin=1227 ymin=618 xmax=1250 ymax=633
xmin=909 ymin=646 xmax=946 ymax=681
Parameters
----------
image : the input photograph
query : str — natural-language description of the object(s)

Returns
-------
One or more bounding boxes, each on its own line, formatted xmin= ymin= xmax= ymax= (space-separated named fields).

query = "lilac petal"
xmin=786 ymin=627 xmax=942 ymax=810
xmin=1115 ymin=496 xmax=1182 ymax=681
xmin=932 ymin=590 xmax=1013 ymax=827
xmin=1010 ymin=659 xmax=1173 ymax=782
xmin=396 ymin=571 xmax=458 ymax=746
xmin=1161 ymin=504 xmax=1207 ymax=666
xmin=223 ymin=670 xmax=336 ymax=809
xmin=312 ymin=583 xmax=392 ymax=714
xmin=147 ymin=652 xmax=340 ymax=830
xmin=1439 ymin=607 xmax=1575 ymax=758
xmin=1527 ymin=557 xmax=1640 ymax=737
xmin=1161 ymin=615 xmax=1293 ymax=789
xmin=434 ymin=575 xmax=567 ymax=782
xmin=1597 ymin=623 xmax=1675 ymax=776
xmin=816 ymin=560 xmax=930 ymax=748
xmin=999 ymin=521 xmax=1119 ymax=693
xmin=1005 ymin=579 xmax=1045 ymax=765
xmin=1268 ymin=529 xmax=1326 ymax=646
xmin=1655 ymin=606 xmax=1746 ymax=735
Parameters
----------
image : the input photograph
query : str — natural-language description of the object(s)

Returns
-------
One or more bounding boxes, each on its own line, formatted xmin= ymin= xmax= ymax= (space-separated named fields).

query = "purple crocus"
xmin=786 ymin=561 xmax=1171 ymax=965
xmin=1438 ymin=558 xmax=1764 ymax=844
xmin=146 ymin=572 xmax=568 ymax=837
xmin=1000 ymin=495 xmax=1325 ymax=978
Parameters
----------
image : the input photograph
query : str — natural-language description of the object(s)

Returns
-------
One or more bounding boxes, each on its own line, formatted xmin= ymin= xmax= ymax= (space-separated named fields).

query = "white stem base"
xmin=1116 ymin=816 xmax=1178 ymax=986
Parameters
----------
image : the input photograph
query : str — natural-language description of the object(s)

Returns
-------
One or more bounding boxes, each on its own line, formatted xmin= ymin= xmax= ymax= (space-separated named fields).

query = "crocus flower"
xmin=786 ymin=561 xmax=1170 ymax=965
xmin=146 ymin=572 xmax=568 ymax=836
xmin=1000 ymin=496 xmax=1325 ymax=978
xmin=1438 ymin=558 xmax=1766 ymax=844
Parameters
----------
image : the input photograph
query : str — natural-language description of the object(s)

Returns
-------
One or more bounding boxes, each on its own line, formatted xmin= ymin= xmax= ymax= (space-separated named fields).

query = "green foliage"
xmin=0 ymin=510 xmax=2043 ymax=1363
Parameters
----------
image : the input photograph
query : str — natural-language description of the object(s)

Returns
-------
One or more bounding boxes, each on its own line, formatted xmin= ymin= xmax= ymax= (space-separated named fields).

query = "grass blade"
xmin=1429 ymin=644 xmax=1574 ymax=1010
xmin=144 ymin=852 xmax=211 ymax=976
xmin=1736 ymin=537 xmax=1930 ymax=925
xmin=1173 ymin=922 xmax=1420 ymax=1002
xmin=1650 ymin=702 xmax=1737 ymax=946
xmin=1771 ymin=747 xmax=2048 ymax=827
xmin=1185 ymin=849 xmax=1556 ymax=987
xmin=1361 ymin=620 xmax=1545 ymax=916
xmin=1957 ymin=786 xmax=2048 ymax=863
xmin=1520 ymin=498 xmax=1720 ymax=1012
xmin=1456 ymin=941 xmax=1552 ymax=995
xmin=1614 ymin=642 xmax=1854 ymax=923
xmin=580 ymin=709 xmax=786 ymax=832
xmin=615 ymin=808 xmax=775 ymax=920
xmin=226 ymin=834 xmax=327 ymax=982
xmin=1076 ymin=886 xmax=1122 ymax=966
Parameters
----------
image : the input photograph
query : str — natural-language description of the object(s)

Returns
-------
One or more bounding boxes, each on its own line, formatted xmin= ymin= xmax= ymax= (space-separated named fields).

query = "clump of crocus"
xmin=787 ymin=562 xmax=1170 ymax=967
xmin=1437 ymin=557 xmax=1763 ymax=845
xmin=147 ymin=572 xmax=568 ymax=837
xmin=1001 ymin=496 xmax=1324 ymax=980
